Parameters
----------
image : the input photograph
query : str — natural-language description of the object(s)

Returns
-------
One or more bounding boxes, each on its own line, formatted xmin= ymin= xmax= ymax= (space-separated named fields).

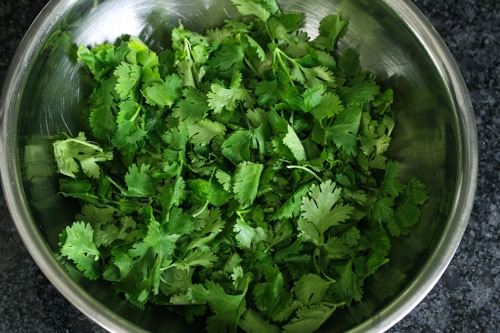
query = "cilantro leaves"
xmin=54 ymin=0 xmax=428 ymax=332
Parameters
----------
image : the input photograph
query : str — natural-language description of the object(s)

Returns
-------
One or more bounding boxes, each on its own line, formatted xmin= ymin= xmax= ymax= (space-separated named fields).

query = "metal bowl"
xmin=0 ymin=0 xmax=477 ymax=332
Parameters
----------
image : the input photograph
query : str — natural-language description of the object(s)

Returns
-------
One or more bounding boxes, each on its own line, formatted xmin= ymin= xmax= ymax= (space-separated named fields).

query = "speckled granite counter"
xmin=1 ymin=0 xmax=498 ymax=332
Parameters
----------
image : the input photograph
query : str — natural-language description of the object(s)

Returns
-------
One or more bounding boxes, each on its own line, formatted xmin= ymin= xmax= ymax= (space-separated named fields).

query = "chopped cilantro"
xmin=53 ymin=0 xmax=428 ymax=332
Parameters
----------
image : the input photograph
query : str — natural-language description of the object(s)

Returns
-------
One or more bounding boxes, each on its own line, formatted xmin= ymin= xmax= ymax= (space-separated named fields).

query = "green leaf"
xmin=310 ymin=92 xmax=344 ymax=121
xmin=252 ymin=263 xmax=291 ymax=319
xmin=128 ymin=37 xmax=159 ymax=68
xmin=324 ymin=105 xmax=362 ymax=155
xmin=323 ymin=237 xmax=354 ymax=260
xmin=230 ymin=0 xmax=273 ymax=22
xmin=112 ymin=101 xmax=147 ymax=154
xmin=162 ymin=176 xmax=186 ymax=211
xmin=293 ymin=273 xmax=333 ymax=305
xmin=364 ymin=228 xmax=391 ymax=277
xmin=272 ymin=184 xmax=310 ymax=221
xmin=165 ymin=207 xmax=194 ymax=235
xmin=233 ymin=162 xmax=264 ymax=207
xmin=406 ymin=177 xmax=429 ymax=205
xmin=221 ymin=130 xmax=252 ymax=164
xmin=313 ymin=14 xmax=348 ymax=52
xmin=187 ymin=178 xmax=211 ymax=205
xmin=209 ymin=43 xmax=245 ymax=72
xmin=280 ymin=85 xmax=304 ymax=111
xmin=59 ymin=221 xmax=100 ymax=279
xmin=89 ymin=103 xmax=117 ymax=141
xmin=283 ymin=304 xmax=337 ymax=333
xmin=372 ymin=197 xmax=395 ymax=223
xmin=233 ymin=217 xmax=267 ymax=250
xmin=142 ymin=74 xmax=183 ymax=107
xmin=341 ymin=76 xmax=380 ymax=105
xmin=207 ymin=73 xmax=253 ymax=113
xmin=208 ymin=177 xmax=232 ymax=207
xmin=239 ymin=309 xmax=281 ymax=333
xmin=299 ymin=180 xmax=353 ymax=246
xmin=381 ymin=160 xmax=404 ymax=197
xmin=163 ymin=124 xmax=189 ymax=152
xmin=125 ymin=164 xmax=156 ymax=197
xmin=141 ymin=219 xmax=180 ymax=296
xmin=283 ymin=123 xmax=306 ymax=162
xmin=53 ymin=132 xmax=113 ymax=179
xmin=187 ymin=208 xmax=226 ymax=251
xmin=187 ymin=119 xmax=227 ymax=146
xmin=338 ymin=48 xmax=361 ymax=78
xmin=246 ymin=35 xmax=267 ymax=62
xmin=329 ymin=260 xmax=363 ymax=306
xmin=302 ymin=84 xmax=325 ymax=112
xmin=114 ymin=62 xmax=142 ymax=100
xmin=387 ymin=179 xmax=428 ymax=237
xmin=215 ymin=169 xmax=233 ymax=193
xmin=176 ymin=249 xmax=218 ymax=269
xmin=190 ymin=281 xmax=247 ymax=332
xmin=255 ymin=79 xmax=280 ymax=107
xmin=173 ymin=87 xmax=210 ymax=123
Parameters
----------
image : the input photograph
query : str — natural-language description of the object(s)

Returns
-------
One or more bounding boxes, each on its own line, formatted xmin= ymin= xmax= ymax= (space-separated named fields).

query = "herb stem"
xmin=286 ymin=165 xmax=323 ymax=183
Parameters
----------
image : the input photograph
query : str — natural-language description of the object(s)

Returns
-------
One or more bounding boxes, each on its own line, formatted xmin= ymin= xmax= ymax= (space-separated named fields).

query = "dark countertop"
xmin=0 ymin=0 xmax=498 ymax=332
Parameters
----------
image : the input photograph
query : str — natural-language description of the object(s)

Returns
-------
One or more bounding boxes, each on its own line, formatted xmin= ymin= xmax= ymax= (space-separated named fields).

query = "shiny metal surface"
xmin=0 ymin=0 xmax=477 ymax=332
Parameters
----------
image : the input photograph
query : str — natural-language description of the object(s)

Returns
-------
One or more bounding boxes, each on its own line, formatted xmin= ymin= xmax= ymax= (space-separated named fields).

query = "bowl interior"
xmin=1 ymin=0 xmax=475 ymax=332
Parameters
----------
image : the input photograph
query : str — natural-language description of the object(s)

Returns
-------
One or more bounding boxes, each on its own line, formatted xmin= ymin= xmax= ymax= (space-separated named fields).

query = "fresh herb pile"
xmin=53 ymin=0 xmax=428 ymax=331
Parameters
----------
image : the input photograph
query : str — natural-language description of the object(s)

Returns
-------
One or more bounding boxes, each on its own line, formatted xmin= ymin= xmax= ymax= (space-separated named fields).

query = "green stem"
xmin=192 ymin=200 xmax=209 ymax=218
xmin=286 ymin=165 xmax=323 ymax=183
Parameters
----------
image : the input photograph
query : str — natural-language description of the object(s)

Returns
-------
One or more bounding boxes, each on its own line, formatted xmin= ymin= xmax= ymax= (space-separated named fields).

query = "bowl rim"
xmin=0 ymin=0 xmax=478 ymax=332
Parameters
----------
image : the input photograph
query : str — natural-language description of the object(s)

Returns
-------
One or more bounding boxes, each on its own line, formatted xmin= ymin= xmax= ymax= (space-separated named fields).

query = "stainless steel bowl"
xmin=0 ymin=0 xmax=478 ymax=332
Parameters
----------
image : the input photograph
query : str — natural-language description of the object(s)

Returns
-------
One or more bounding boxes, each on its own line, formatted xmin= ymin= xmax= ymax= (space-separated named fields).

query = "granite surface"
xmin=0 ymin=0 xmax=498 ymax=332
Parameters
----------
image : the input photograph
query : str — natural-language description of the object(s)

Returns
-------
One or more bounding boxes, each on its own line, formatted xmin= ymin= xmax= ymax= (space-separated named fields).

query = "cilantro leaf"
xmin=341 ymin=75 xmax=380 ymax=106
xmin=233 ymin=217 xmax=267 ymax=250
xmin=299 ymin=180 xmax=354 ymax=246
xmin=221 ymin=130 xmax=252 ymax=164
xmin=53 ymin=132 xmax=113 ymax=179
xmin=233 ymin=162 xmax=264 ymax=208
xmin=283 ymin=123 xmax=307 ymax=162
xmin=387 ymin=178 xmax=429 ymax=236
xmin=272 ymin=184 xmax=310 ymax=221
xmin=329 ymin=260 xmax=363 ymax=306
xmin=282 ymin=304 xmax=337 ymax=333
xmin=175 ymin=249 xmax=218 ymax=269
xmin=173 ymin=87 xmax=210 ymax=124
xmin=59 ymin=221 xmax=100 ymax=279
xmin=293 ymin=273 xmax=333 ymax=305
xmin=88 ymin=103 xmax=117 ymax=141
xmin=124 ymin=163 xmax=156 ymax=197
xmin=207 ymin=72 xmax=254 ymax=113
xmin=231 ymin=0 xmax=275 ymax=23
xmin=142 ymin=74 xmax=183 ymax=107
xmin=255 ymin=79 xmax=280 ymax=106
xmin=310 ymin=92 xmax=344 ymax=121
xmin=114 ymin=62 xmax=142 ymax=100
xmin=111 ymin=100 xmax=147 ymax=154
xmin=239 ymin=309 xmax=281 ymax=333
xmin=209 ymin=43 xmax=245 ymax=73
xmin=187 ymin=119 xmax=227 ymax=146
xmin=313 ymin=14 xmax=348 ymax=52
xmin=302 ymin=84 xmax=326 ymax=112
xmin=190 ymin=281 xmax=247 ymax=332
xmin=325 ymin=107 xmax=362 ymax=154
